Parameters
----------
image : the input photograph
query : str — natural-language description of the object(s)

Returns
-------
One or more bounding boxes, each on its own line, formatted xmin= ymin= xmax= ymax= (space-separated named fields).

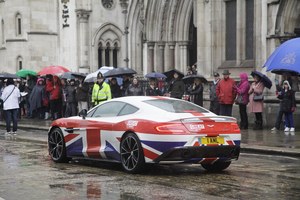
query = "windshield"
xmin=144 ymin=99 xmax=209 ymax=113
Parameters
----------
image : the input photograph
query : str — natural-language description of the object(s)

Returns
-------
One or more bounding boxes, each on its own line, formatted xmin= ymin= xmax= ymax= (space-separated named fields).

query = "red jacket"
xmin=216 ymin=78 xmax=236 ymax=104
xmin=45 ymin=76 xmax=61 ymax=100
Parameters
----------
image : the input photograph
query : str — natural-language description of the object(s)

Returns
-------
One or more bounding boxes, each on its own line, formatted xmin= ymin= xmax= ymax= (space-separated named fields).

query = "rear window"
xmin=144 ymin=99 xmax=209 ymax=113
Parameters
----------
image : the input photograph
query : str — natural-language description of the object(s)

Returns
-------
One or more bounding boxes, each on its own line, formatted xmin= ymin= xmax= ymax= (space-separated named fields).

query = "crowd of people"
xmin=0 ymin=67 xmax=298 ymax=135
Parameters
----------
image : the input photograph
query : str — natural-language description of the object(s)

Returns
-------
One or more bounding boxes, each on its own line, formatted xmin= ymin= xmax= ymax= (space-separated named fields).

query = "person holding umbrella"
xmin=76 ymin=76 xmax=89 ymax=112
xmin=91 ymin=72 xmax=111 ymax=106
xmin=167 ymin=71 xmax=185 ymax=99
xmin=209 ymin=72 xmax=221 ymax=115
xmin=45 ymin=75 xmax=62 ymax=120
xmin=109 ymin=77 xmax=122 ymax=98
xmin=187 ymin=77 xmax=204 ymax=107
xmin=248 ymin=73 xmax=265 ymax=130
xmin=277 ymin=80 xmax=296 ymax=132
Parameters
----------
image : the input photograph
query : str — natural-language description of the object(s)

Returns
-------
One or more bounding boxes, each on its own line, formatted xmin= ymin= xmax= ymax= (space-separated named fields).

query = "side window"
xmin=118 ymin=104 xmax=139 ymax=116
xmin=92 ymin=102 xmax=125 ymax=117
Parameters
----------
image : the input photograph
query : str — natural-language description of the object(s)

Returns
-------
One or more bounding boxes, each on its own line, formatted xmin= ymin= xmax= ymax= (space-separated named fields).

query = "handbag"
xmin=235 ymin=94 xmax=244 ymax=105
xmin=253 ymin=93 xmax=264 ymax=101
xmin=0 ymin=86 xmax=16 ymax=109
xmin=0 ymin=99 xmax=3 ymax=109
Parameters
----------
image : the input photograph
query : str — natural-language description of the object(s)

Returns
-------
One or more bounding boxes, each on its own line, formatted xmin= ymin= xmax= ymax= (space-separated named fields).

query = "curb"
xmin=241 ymin=144 xmax=300 ymax=158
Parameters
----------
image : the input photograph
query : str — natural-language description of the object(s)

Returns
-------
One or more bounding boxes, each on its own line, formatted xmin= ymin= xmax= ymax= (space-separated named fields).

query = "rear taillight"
xmin=231 ymin=123 xmax=240 ymax=132
xmin=155 ymin=124 xmax=188 ymax=134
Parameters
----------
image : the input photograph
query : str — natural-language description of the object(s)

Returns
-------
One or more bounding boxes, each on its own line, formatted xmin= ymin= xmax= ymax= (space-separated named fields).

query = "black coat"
xmin=278 ymin=89 xmax=296 ymax=112
xmin=110 ymin=83 xmax=122 ymax=98
xmin=76 ymin=82 xmax=89 ymax=102
xmin=29 ymin=85 xmax=45 ymax=112
xmin=66 ymin=85 xmax=77 ymax=103
xmin=188 ymin=83 xmax=203 ymax=106
xmin=169 ymin=79 xmax=185 ymax=99
xmin=146 ymin=86 xmax=161 ymax=96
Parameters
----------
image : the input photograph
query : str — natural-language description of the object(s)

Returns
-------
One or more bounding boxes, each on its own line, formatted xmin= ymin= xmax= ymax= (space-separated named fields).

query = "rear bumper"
xmin=153 ymin=145 xmax=240 ymax=163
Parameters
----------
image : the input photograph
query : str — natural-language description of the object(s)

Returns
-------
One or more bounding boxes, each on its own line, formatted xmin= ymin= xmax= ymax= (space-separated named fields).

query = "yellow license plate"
xmin=201 ymin=137 xmax=224 ymax=145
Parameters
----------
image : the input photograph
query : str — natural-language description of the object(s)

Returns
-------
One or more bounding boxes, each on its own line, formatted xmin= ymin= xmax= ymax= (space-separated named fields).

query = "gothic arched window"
xmin=102 ymin=0 xmax=115 ymax=10
xmin=16 ymin=13 xmax=22 ymax=36
xmin=17 ymin=56 xmax=23 ymax=70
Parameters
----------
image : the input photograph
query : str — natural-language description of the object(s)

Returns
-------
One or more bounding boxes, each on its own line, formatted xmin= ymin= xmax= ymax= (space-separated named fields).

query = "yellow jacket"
xmin=92 ymin=82 xmax=112 ymax=105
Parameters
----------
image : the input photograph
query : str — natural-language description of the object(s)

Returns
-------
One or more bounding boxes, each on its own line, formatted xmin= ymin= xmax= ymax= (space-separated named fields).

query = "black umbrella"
xmin=103 ymin=67 xmax=137 ymax=78
xmin=270 ymin=69 xmax=299 ymax=76
xmin=163 ymin=69 xmax=184 ymax=82
xmin=0 ymin=72 xmax=20 ymax=79
xmin=60 ymin=72 xmax=86 ymax=80
xmin=182 ymin=74 xmax=208 ymax=84
xmin=60 ymin=72 xmax=76 ymax=79
xmin=250 ymin=71 xmax=272 ymax=89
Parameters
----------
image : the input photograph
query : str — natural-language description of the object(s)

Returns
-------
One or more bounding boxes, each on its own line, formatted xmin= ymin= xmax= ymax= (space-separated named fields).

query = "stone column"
xmin=179 ymin=41 xmax=189 ymax=74
xmin=101 ymin=47 xmax=105 ymax=67
xmin=109 ymin=47 xmax=114 ymax=66
xmin=120 ymin=0 xmax=129 ymax=67
xmin=168 ymin=42 xmax=176 ymax=71
xmin=157 ymin=42 xmax=165 ymax=73
xmin=76 ymin=9 xmax=91 ymax=73
xmin=147 ymin=42 xmax=155 ymax=73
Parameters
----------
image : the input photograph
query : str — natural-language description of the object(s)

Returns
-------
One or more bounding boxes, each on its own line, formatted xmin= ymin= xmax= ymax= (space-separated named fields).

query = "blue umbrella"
xmin=145 ymin=72 xmax=166 ymax=79
xmin=251 ymin=71 xmax=272 ymax=89
xmin=263 ymin=38 xmax=300 ymax=75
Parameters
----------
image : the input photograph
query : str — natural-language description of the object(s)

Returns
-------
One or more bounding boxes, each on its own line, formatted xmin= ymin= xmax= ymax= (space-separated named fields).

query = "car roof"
xmin=108 ymin=96 xmax=170 ymax=104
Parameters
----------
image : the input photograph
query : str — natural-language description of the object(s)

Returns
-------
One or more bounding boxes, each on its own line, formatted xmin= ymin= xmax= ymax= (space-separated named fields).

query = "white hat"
xmin=283 ymin=80 xmax=291 ymax=90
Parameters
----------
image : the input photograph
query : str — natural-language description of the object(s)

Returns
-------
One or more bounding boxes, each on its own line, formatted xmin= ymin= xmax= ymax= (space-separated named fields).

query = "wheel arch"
xmin=48 ymin=126 xmax=62 ymax=137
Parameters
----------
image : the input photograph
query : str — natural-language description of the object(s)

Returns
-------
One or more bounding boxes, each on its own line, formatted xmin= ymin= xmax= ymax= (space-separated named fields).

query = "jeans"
xmin=65 ymin=102 xmax=77 ymax=117
xmin=274 ymin=110 xmax=284 ymax=129
xmin=4 ymin=109 xmax=18 ymax=132
xmin=284 ymin=112 xmax=294 ymax=128
xmin=209 ymin=100 xmax=220 ymax=115
xmin=219 ymin=104 xmax=233 ymax=116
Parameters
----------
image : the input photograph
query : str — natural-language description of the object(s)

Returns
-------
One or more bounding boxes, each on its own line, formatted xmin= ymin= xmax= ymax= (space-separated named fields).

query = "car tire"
xmin=201 ymin=161 xmax=231 ymax=172
xmin=120 ymin=133 xmax=145 ymax=173
xmin=48 ymin=128 xmax=69 ymax=163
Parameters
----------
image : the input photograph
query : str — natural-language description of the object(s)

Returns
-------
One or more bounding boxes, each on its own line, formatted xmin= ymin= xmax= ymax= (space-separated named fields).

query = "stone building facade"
xmin=0 ymin=0 xmax=299 ymax=79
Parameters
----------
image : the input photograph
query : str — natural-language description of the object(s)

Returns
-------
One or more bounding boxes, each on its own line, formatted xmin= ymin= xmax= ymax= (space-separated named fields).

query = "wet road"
xmin=0 ymin=136 xmax=299 ymax=200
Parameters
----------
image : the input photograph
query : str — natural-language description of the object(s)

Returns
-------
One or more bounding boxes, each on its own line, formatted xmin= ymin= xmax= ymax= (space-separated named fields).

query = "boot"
xmin=252 ymin=121 xmax=258 ymax=130
xmin=253 ymin=121 xmax=263 ymax=130
xmin=256 ymin=121 xmax=263 ymax=130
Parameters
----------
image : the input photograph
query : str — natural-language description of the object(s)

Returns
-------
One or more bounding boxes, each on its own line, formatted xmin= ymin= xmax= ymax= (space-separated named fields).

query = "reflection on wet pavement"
xmin=0 ymin=137 xmax=300 ymax=200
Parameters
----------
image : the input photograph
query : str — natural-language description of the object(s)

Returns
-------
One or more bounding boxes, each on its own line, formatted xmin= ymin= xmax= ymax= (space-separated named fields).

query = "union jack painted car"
xmin=48 ymin=96 xmax=241 ymax=173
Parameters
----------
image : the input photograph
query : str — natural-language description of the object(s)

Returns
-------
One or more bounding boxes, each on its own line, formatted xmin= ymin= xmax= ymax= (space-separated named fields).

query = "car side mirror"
xmin=79 ymin=109 xmax=87 ymax=119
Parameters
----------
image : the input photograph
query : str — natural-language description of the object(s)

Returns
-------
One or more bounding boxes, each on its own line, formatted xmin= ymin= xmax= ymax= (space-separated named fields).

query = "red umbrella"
xmin=37 ymin=65 xmax=70 ymax=76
